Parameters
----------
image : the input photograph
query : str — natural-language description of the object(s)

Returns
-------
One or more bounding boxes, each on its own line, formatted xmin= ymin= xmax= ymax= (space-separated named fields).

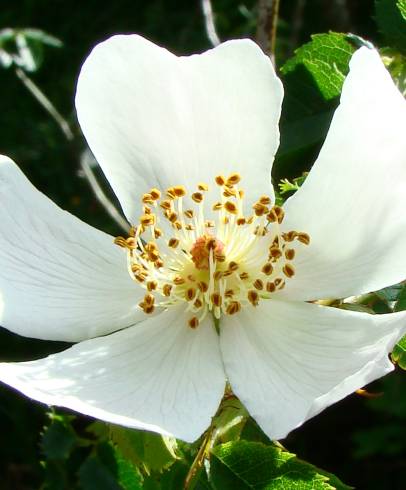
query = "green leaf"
xmin=375 ymin=0 xmax=406 ymax=53
xmin=78 ymin=456 xmax=122 ymax=490
xmin=41 ymin=418 xmax=77 ymax=461
xmin=210 ymin=441 xmax=352 ymax=490
xmin=394 ymin=283 xmax=406 ymax=311
xmin=392 ymin=334 xmax=406 ymax=369
xmin=274 ymin=33 xmax=355 ymax=181
xmin=114 ymin=447 xmax=144 ymax=490
xmin=110 ymin=426 xmax=178 ymax=475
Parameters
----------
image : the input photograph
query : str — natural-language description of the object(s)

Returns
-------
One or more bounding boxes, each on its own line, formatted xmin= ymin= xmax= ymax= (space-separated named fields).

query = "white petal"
xmin=281 ymin=47 xmax=406 ymax=301
xmin=220 ymin=299 xmax=406 ymax=441
xmin=0 ymin=156 xmax=141 ymax=342
xmin=0 ymin=307 xmax=225 ymax=442
xmin=75 ymin=35 xmax=283 ymax=223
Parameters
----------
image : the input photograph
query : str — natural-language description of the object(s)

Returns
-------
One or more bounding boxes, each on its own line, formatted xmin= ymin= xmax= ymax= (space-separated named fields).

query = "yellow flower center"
xmin=115 ymin=173 xmax=310 ymax=328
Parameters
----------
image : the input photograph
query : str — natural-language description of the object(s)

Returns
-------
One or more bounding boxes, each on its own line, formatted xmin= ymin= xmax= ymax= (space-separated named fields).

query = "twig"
xmin=14 ymin=67 xmax=128 ymax=231
xmin=201 ymin=0 xmax=221 ymax=47
xmin=183 ymin=425 xmax=216 ymax=490
xmin=256 ymin=0 xmax=280 ymax=64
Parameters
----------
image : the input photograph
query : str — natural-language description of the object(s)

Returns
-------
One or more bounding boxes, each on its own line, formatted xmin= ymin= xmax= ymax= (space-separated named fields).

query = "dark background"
xmin=1 ymin=1 xmax=405 ymax=489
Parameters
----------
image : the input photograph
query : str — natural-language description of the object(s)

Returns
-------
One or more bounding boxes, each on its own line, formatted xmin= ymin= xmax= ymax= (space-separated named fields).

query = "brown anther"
xmin=223 ymin=217 xmax=230 ymax=224
xmin=211 ymin=293 xmax=222 ymax=307
xmin=282 ymin=231 xmax=297 ymax=242
xmin=197 ymin=281 xmax=209 ymax=293
xmin=285 ymin=249 xmax=295 ymax=260
xmin=206 ymin=237 xmax=217 ymax=250
xmin=227 ymin=173 xmax=241 ymax=186
xmin=254 ymin=226 xmax=267 ymax=236
xmin=147 ymin=280 xmax=158 ymax=291
xmin=173 ymin=221 xmax=182 ymax=230
xmin=239 ymin=272 xmax=249 ymax=280
xmin=166 ymin=187 xmax=177 ymax=199
xmin=212 ymin=202 xmax=223 ymax=211
xmin=150 ymin=188 xmax=161 ymax=200
xmin=266 ymin=282 xmax=276 ymax=292
xmin=140 ymin=214 xmax=156 ymax=226
xmin=131 ymin=263 xmax=141 ymax=273
xmin=247 ymin=290 xmax=259 ymax=306
xmin=215 ymin=253 xmax=226 ymax=262
xmin=283 ymin=264 xmax=295 ymax=278
xmin=253 ymin=202 xmax=268 ymax=216
xmin=262 ymin=263 xmax=273 ymax=275
xmin=160 ymin=199 xmax=172 ymax=210
xmin=226 ymin=301 xmax=242 ymax=315
xmin=185 ymin=288 xmax=196 ymax=301
xmin=225 ymin=289 xmax=234 ymax=298
xmin=154 ymin=259 xmax=164 ymax=268
xmin=267 ymin=206 xmax=285 ymax=224
xmin=228 ymin=261 xmax=239 ymax=272
xmin=259 ymin=195 xmax=271 ymax=205
xmin=142 ymin=193 xmax=153 ymax=204
xmin=154 ymin=228 xmax=163 ymax=239
xmin=168 ymin=238 xmax=179 ymax=248
xmin=187 ymin=274 xmax=196 ymax=282
xmin=173 ymin=185 xmax=186 ymax=197
xmin=246 ymin=216 xmax=254 ymax=224
xmin=143 ymin=205 xmax=152 ymax=215
xmin=223 ymin=187 xmax=237 ymax=198
xmin=236 ymin=217 xmax=246 ymax=225
xmin=167 ymin=212 xmax=178 ymax=223
xmin=184 ymin=209 xmax=194 ymax=219
xmin=144 ymin=293 xmax=155 ymax=306
xmin=269 ymin=247 xmax=282 ymax=260
xmin=253 ymin=279 xmax=264 ymax=290
xmin=192 ymin=192 xmax=204 ymax=203
xmin=174 ymin=276 xmax=186 ymax=285
xmin=185 ymin=224 xmax=195 ymax=231
xmin=135 ymin=272 xmax=147 ymax=282
xmin=297 ymin=232 xmax=310 ymax=245
xmin=188 ymin=317 xmax=199 ymax=329
xmin=205 ymin=220 xmax=215 ymax=228
xmin=141 ymin=303 xmax=155 ymax=314
xmin=239 ymin=190 xmax=245 ymax=198
xmin=214 ymin=271 xmax=223 ymax=280
xmin=114 ymin=236 xmax=127 ymax=248
xmin=128 ymin=226 xmax=136 ymax=237
xmin=215 ymin=175 xmax=226 ymax=186
xmin=148 ymin=250 xmax=160 ymax=262
xmin=198 ymin=183 xmax=209 ymax=191
xmin=224 ymin=201 xmax=238 ymax=214
xmin=274 ymin=278 xmax=283 ymax=287
xmin=162 ymin=284 xmax=173 ymax=296
xmin=194 ymin=298 xmax=203 ymax=309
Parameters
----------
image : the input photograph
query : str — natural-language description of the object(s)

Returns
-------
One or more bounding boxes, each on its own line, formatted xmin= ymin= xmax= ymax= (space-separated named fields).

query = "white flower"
xmin=0 ymin=35 xmax=405 ymax=443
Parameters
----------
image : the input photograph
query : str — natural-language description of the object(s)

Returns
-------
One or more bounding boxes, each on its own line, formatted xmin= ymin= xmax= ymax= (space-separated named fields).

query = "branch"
xmin=15 ymin=67 xmax=128 ymax=232
xmin=256 ymin=0 xmax=280 ymax=64
xmin=201 ymin=0 xmax=221 ymax=47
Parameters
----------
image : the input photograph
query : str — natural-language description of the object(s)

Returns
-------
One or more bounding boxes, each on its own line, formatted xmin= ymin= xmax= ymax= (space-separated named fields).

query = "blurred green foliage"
xmin=1 ymin=0 xmax=406 ymax=489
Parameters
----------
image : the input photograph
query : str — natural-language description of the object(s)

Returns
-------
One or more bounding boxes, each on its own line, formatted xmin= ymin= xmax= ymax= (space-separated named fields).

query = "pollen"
xmin=115 ymin=173 xmax=310 ymax=328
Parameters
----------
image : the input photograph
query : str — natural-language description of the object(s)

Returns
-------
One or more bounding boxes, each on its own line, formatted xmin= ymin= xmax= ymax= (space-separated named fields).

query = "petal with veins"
xmin=281 ymin=47 xmax=406 ymax=301
xmin=75 ymin=35 xmax=283 ymax=222
xmin=0 ymin=306 xmax=225 ymax=443
xmin=221 ymin=299 xmax=406 ymax=441
xmin=0 ymin=156 xmax=141 ymax=342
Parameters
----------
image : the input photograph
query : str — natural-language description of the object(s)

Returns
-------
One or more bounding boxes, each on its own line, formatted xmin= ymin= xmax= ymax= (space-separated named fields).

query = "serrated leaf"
xmin=375 ymin=0 xmax=406 ymax=53
xmin=391 ymin=334 xmax=406 ymax=369
xmin=114 ymin=447 xmax=143 ymax=490
xmin=210 ymin=441 xmax=352 ymax=490
xmin=110 ymin=426 xmax=178 ymax=475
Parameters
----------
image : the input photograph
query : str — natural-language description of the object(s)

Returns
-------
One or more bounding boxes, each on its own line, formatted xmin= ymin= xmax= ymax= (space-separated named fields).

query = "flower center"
xmin=115 ymin=173 xmax=310 ymax=329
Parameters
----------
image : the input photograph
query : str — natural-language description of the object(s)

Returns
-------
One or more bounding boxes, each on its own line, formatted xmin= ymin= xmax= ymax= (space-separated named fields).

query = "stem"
xmin=201 ymin=0 xmax=221 ymax=47
xmin=269 ymin=0 xmax=280 ymax=65
xmin=15 ymin=67 xmax=128 ymax=232
xmin=183 ymin=425 xmax=216 ymax=490
xmin=256 ymin=0 xmax=280 ymax=64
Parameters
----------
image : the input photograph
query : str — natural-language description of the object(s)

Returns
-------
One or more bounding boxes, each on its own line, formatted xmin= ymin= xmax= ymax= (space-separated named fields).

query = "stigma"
xmin=115 ymin=173 xmax=310 ymax=328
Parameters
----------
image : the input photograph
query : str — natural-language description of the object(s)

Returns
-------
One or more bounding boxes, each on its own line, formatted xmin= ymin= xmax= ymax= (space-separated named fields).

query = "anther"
xmin=140 ymin=214 xmax=156 ymax=226
xmin=166 ymin=187 xmax=177 ymax=199
xmin=198 ymin=183 xmax=209 ymax=191
xmin=227 ymin=173 xmax=241 ymax=186
xmin=259 ymin=195 xmax=271 ymax=205
xmin=142 ymin=193 xmax=153 ymax=203
xmin=162 ymin=284 xmax=173 ymax=296
xmin=225 ymin=289 xmax=234 ymax=297
xmin=197 ymin=281 xmax=208 ymax=293
xmin=194 ymin=298 xmax=203 ymax=308
xmin=154 ymin=228 xmax=163 ymax=239
xmin=215 ymin=175 xmax=226 ymax=186
xmin=224 ymin=201 xmax=238 ymax=214
xmin=228 ymin=261 xmax=239 ymax=272
xmin=160 ymin=200 xmax=172 ymax=210
xmin=192 ymin=192 xmax=204 ymax=203
xmin=269 ymin=247 xmax=282 ymax=260
xmin=184 ymin=209 xmax=194 ymax=218
xmin=211 ymin=293 xmax=222 ymax=307
xmin=283 ymin=264 xmax=295 ymax=278
xmin=239 ymin=272 xmax=249 ymax=280
xmin=253 ymin=202 xmax=268 ymax=216
xmin=266 ymin=282 xmax=276 ymax=292
xmin=212 ymin=202 xmax=223 ymax=211
xmin=144 ymin=293 xmax=155 ymax=306
xmin=167 ymin=212 xmax=178 ymax=223
xmin=226 ymin=301 xmax=242 ymax=315
xmin=147 ymin=280 xmax=158 ymax=291
xmin=189 ymin=317 xmax=199 ymax=329
xmin=253 ymin=279 xmax=264 ymax=290
xmin=173 ymin=185 xmax=186 ymax=197
xmin=236 ymin=217 xmax=246 ymax=225
xmin=261 ymin=263 xmax=273 ymax=275
xmin=285 ymin=249 xmax=295 ymax=260
xmin=185 ymin=288 xmax=197 ymax=301
xmin=150 ymin=188 xmax=161 ymax=200
xmin=247 ymin=290 xmax=259 ymax=306
xmin=168 ymin=238 xmax=179 ymax=248
xmin=297 ymin=232 xmax=310 ymax=245
xmin=174 ymin=276 xmax=186 ymax=285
